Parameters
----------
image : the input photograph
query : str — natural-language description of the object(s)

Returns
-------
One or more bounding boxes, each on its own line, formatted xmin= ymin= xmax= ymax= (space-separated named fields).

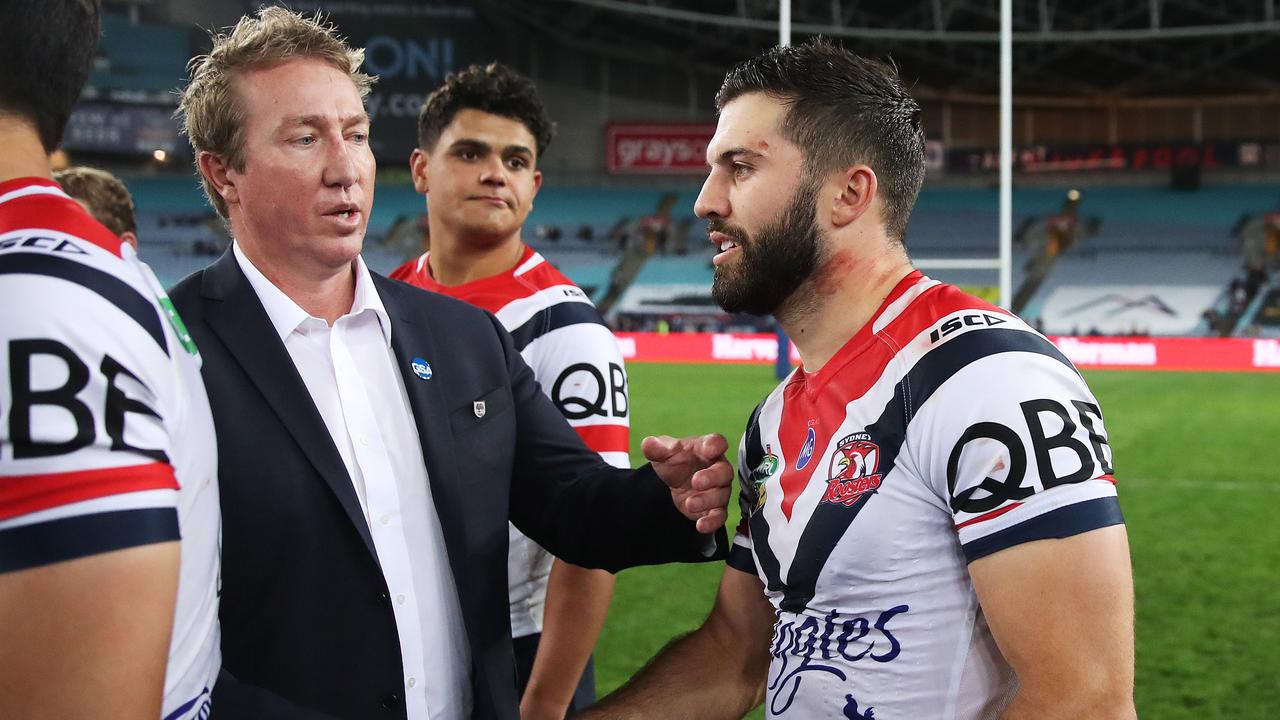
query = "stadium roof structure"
xmin=478 ymin=0 xmax=1280 ymax=97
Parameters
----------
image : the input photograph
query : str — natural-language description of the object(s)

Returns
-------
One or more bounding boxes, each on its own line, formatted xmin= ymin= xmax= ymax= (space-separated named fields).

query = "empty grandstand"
xmin=67 ymin=0 xmax=1280 ymax=337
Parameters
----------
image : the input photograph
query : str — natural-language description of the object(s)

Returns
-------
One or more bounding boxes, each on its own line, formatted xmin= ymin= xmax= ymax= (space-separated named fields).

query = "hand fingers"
xmin=640 ymin=434 xmax=680 ymax=463
xmin=695 ymin=507 xmax=727 ymax=534
xmin=683 ymin=484 xmax=731 ymax=516
xmin=694 ymin=433 xmax=729 ymax=462
xmin=690 ymin=459 xmax=734 ymax=491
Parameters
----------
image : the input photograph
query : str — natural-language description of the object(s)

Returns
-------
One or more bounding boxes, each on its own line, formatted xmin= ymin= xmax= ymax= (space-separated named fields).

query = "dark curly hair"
xmin=417 ymin=62 xmax=555 ymax=159
xmin=0 ymin=0 xmax=100 ymax=153
xmin=717 ymin=39 xmax=925 ymax=245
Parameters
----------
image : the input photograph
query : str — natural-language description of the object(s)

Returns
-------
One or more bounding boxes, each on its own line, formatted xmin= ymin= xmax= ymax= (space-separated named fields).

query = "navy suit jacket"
xmin=169 ymin=250 xmax=725 ymax=719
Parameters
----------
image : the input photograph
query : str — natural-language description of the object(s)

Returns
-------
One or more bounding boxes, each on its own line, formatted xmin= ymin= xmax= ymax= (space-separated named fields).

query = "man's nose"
xmin=694 ymin=172 xmax=727 ymax=220
xmin=478 ymin=155 xmax=507 ymax=186
xmin=323 ymin=137 xmax=359 ymax=188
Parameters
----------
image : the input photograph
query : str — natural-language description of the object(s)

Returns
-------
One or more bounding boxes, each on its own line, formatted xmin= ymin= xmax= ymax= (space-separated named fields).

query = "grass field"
xmin=595 ymin=363 xmax=1280 ymax=719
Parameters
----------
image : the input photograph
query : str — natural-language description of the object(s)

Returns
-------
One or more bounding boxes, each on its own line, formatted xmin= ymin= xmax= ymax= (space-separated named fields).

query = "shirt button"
xmin=359 ymin=436 xmax=369 ymax=446
xmin=396 ymin=594 xmax=406 ymax=605
xmin=380 ymin=514 xmax=390 ymax=525
xmin=407 ymin=677 xmax=417 ymax=688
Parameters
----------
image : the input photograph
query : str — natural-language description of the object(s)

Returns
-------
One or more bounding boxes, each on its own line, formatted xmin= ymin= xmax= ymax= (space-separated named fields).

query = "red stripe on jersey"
xmin=955 ymin=477 xmax=1114 ymax=530
xmin=954 ymin=501 xmax=1024 ymax=530
xmin=573 ymin=424 xmax=630 ymax=455
xmin=807 ymin=280 xmax=1013 ymax=406
xmin=0 ymin=463 xmax=179 ymax=521
xmin=775 ymin=380 xmax=821 ymax=521
xmin=774 ymin=275 xmax=1016 ymax=520
xmin=392 ymin=245 xmax=583 ymax=316
xmin=0 ymin=180 xmax=124 ymax=257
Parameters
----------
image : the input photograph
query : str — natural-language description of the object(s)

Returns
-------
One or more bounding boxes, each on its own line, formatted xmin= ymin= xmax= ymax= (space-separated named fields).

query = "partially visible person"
xmin=0 ymin=1 xmax=220 ymax=719
xmin=391 ymin=62 xmax=622 ymax=720
xmin=580 ymin=40 xmax=1133 ymax=720
xmin=171 ymin=8 xmax=730 ymax=719
xmin=54 ymin=165 xmax=139 ymax=249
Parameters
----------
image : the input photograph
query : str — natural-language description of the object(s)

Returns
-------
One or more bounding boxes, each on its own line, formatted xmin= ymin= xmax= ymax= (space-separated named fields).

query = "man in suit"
xmin=170 ymin=8 xmax=731 ymax=719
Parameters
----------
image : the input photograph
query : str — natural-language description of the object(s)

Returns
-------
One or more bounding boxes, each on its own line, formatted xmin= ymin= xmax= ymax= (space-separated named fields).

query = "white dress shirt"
xmin=234 ymin=243 xmax=471 ymax=719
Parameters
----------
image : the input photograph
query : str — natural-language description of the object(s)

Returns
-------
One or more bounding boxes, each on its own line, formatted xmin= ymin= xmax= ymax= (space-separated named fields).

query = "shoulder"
xmin=375 ymin=272 xmax=496 ymax=320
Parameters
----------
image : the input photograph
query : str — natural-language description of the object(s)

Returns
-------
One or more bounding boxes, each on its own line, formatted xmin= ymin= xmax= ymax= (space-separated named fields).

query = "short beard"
xmin=710 ymin=177 xmax=824 ymax=318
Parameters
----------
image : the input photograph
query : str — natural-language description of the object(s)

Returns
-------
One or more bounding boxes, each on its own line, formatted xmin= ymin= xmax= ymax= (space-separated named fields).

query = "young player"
xmin=391 ymin=63 xmax=627 ymax=720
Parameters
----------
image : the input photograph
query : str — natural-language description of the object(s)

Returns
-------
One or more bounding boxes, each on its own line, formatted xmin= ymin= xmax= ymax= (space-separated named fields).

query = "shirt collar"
xmin=232 ymin=241 xmax=392 ymax=347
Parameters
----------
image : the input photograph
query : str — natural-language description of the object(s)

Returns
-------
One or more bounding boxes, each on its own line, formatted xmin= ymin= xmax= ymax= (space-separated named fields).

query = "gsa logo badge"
xmin=795 ymin=427 xmax=816 ymax=470
xmin=411 ymin=357 xmax=433 ymax=380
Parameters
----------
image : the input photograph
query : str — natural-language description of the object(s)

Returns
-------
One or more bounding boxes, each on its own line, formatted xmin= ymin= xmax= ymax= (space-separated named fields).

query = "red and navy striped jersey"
xmin=0 ymin=177 xmax=220 ymax=720
xmin=391 ymin=244 xmax=629 ymax=636
xmin=729 ymin=270 xmax=1121 ymax=719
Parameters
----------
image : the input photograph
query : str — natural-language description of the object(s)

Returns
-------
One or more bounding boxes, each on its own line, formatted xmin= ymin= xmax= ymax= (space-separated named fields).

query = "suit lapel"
xmin=201 ymin=251 xmax=378 ymax=559
xmin=373 ymin=276 xmax=471 ymax=587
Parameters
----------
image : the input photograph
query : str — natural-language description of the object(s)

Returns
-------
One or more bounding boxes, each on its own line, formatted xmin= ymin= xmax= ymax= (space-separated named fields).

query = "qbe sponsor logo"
xmin=551 ymin=362 xmax=628 ymax=419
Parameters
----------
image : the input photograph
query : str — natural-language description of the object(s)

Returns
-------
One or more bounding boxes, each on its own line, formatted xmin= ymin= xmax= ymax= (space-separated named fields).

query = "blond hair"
xmin=54 ymin=166 xmax=137 ymax=237
xmin=177 ymin=7 xmax=374 ymax=218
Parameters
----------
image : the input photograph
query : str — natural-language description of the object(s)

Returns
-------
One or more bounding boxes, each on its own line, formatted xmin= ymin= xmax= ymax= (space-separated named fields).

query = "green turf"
xmin=596 ymin=364 xmax=1280 ymax=719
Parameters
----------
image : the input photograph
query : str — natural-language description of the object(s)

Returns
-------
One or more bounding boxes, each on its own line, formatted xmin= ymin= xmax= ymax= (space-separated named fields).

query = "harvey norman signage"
xmin=613 ymin=333 xmax=1280 ymax=372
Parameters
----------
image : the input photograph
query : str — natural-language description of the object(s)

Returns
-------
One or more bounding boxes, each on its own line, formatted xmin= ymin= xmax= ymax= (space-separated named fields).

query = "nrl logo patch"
xmin=750 ymin=445 xmax=780 ymax=509
xmin=821 ymin=432 xmax=883 ymax=507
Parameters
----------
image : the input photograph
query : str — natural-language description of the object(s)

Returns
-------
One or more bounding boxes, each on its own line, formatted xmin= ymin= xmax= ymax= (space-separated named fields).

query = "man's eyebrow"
xmin=280 ymin=113 xmax=370 ymax=128
xmin=449 ymin=138 xmax=492 ymax=152
xmin=715 ymin=147 xmax=763 ymax=164
xmin=500 ymin=144 xmax=534 ymax=156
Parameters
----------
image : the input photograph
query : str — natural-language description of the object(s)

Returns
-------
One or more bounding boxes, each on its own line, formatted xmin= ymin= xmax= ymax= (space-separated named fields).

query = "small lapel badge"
xmin=473 ymin=400 xmax=486 ymax=418
xmin=411 ymin=357 xmax=433 ymax=381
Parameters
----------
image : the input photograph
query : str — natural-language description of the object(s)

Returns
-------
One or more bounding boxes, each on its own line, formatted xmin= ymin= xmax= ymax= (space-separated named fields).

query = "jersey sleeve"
xmin=522 ymin=294 xmax=631 ymax=469
xmin=726 ymin=401 xmax=765 ymax=576
xmin=0 ymin=267 xmax=180 ymax=573
xmin=909 ymin=331 xmax=1121 ymax=564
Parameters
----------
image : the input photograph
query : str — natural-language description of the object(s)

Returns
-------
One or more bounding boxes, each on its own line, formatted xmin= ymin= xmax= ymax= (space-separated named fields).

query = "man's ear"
xmin=830 ymin=165 xmax=878 ymax=229
xmin=530 ymin=168 xmax=542 ymax=206
xmin=198 ymin=151 xmax=239 ymax=207
xmin=409 ymin=148 xmax=430 ymax=194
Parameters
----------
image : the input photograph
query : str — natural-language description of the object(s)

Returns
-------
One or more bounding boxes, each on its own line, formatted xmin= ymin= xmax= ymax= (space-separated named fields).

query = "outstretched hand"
xmin=643 ymin=434 xmax=733 ymax=534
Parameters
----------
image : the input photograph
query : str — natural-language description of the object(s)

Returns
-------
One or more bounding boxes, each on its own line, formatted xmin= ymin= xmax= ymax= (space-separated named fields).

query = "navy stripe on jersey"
xmin=0 ymin=507 xmax=179 ymax=573
xmin=727 ymin=544 xmax=758 ymax=575
xmin=772 ymin=328 xmax=1076 ymax=614
xmin=0 ymin=252 xmax=168 ymax=355
xmin=508 ymin=301 xmax=606 ymax=352
xmin=961 ymin=495 xmax=1124 ymax=562
xmin=739 ymin=401 xmax=788 ymax=594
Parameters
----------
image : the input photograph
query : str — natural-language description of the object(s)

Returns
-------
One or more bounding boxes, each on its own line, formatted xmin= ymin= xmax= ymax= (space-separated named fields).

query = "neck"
xmin=426 ymin=223 xmax=524 ymax=286
xmin=0 ymin=118 xmax=52 ymax=184
xmin=236 ymin=237 xmax=357 ymax=325
xmin=778 ymin=233 xmax=913 ymax=373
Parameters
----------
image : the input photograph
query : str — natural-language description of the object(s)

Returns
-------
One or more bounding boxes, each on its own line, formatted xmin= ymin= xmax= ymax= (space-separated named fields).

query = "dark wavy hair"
xmin=417 ymin=62 xmax=555 ymax=158
xmin=717 ymin=39 xmax=926 ymax=245
xmin=0 ymin=0 xmax=100 ymax=153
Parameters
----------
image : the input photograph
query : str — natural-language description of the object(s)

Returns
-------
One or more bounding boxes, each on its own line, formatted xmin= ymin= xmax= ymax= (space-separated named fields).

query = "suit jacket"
xmin=169 ymin=250 xmax=725 ymax=719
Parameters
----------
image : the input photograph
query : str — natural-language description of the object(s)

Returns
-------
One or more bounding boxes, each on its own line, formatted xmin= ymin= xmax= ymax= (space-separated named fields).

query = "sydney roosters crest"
xmin=821 ymin=432 xmax=883 ymax=506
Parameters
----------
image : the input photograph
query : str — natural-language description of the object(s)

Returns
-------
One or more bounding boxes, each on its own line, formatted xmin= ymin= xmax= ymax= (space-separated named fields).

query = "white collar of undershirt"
xmin=232 ymin=241 xmax=392 ymax=347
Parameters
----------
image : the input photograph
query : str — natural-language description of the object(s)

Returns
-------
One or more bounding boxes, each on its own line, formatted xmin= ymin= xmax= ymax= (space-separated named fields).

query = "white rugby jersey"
xmin=0 ymin=178 xmax=220 ymax=720
xmin=729 ymin=270 xmax=1122 ymax=720
xmin=392 ymin=244 xmax=629 ymax=637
